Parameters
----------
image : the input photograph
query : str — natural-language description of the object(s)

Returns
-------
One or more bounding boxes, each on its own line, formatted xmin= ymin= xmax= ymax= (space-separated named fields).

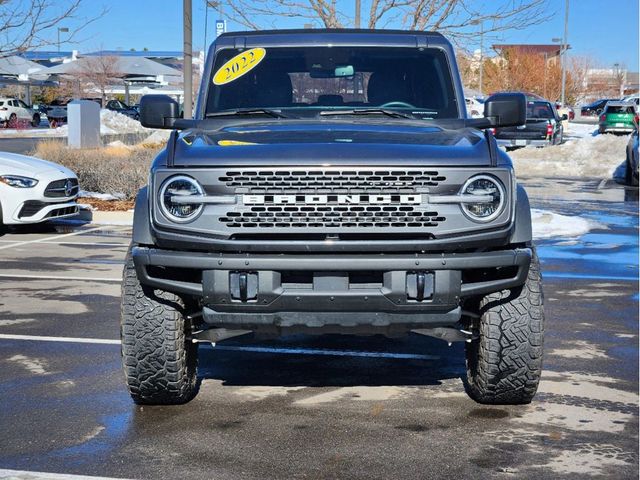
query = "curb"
xmin=78 ymin=209 xmax=133 ymax=226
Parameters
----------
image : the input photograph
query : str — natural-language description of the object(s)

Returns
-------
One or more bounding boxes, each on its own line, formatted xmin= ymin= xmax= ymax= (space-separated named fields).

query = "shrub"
xmin=33 ymin=141 xmax=163 ymax=200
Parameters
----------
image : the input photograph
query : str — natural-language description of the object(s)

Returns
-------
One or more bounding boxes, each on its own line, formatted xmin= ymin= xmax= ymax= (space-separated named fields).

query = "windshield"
xmin=205 ymin=46 xmax=458 ymax=119
xmin=526 ymin=101 xmax=554 ymax=119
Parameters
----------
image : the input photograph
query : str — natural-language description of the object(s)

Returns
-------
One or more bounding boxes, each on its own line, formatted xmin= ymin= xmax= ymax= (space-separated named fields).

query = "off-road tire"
xmin=31 ymin=114 xmax=40 ymax=128
xmin=121 ymin=247 xmax=198 ymax=404
xmin=465 ymin=248 xmax=544 ymax=404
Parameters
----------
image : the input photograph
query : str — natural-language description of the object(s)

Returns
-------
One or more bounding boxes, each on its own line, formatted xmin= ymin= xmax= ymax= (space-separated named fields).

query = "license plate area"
xmin=515 ymin=139 xmax=527 ymax=146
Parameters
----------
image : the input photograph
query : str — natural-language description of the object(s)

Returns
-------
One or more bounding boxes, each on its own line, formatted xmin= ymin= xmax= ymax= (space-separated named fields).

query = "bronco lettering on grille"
xmin=242 ymin=194 xmax=422 ymax=205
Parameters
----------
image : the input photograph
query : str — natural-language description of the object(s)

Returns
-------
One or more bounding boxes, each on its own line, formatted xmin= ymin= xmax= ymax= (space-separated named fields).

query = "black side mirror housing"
xmin=140 ymin=95 xmax=181 ymax=129
xmin=561 ymin=113 xmax=569 ymax=121
xmin=483 ymin=93 xmax=526 ymax=128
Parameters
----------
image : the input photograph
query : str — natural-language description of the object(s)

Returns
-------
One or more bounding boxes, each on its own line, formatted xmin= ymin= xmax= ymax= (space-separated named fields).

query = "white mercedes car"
xmin=0 ymin=152 xmax=79 ymax=229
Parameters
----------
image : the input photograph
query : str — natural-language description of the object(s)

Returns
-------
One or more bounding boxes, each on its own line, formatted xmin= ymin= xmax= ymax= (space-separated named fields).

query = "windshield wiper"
xmin=205 ymin=108 xmax=289 ymax=119
xmin=319 ymin=108 xmax=415 ymax=119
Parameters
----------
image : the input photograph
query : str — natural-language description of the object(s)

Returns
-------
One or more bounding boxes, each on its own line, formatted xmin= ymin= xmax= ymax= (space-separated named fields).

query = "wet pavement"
xmin=0 ymin=178 xmax=637 ymax=479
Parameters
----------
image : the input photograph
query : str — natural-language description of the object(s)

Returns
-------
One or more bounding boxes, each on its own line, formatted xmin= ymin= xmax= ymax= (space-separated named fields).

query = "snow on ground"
xmin=531 ymin=208 xmax=600 ymax=239
xmin=78 ymin=191 xmax=126 ymax=201
xmin=563 ymin=122 xmax=598 ymax=139
xmin=0 ymin=109 xmax=149 ymax=137
xmin=509 ymin=128 xmax=630 ymax=179
xmin=54 ymin=110 xmax=149 ymax=136
xmin=139 ymin=130 xmax=171 ymax=145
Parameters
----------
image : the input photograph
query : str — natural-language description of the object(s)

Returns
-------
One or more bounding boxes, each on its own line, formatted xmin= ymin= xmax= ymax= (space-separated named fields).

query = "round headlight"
xmin=159 ymin=175 xmax=204 ymax=223
xmin=460 ymin=175 xmax=505 ymax=222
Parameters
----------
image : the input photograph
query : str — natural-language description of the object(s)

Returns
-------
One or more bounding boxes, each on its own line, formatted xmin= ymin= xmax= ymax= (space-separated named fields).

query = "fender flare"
xmin=132 ymin=186 xmax=153 ymax=245
xmin=510 ymin=184 xmax=532 ymax=244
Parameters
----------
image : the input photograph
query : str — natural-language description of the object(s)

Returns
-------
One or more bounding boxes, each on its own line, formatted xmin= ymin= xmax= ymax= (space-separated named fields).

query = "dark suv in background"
xmin=494 ymin=100 xmax=565 ymax=149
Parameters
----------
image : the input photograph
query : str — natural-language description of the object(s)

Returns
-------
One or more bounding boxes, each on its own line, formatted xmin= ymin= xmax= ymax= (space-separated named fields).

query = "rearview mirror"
xmin=483 ymin=93 xmax=526 ymax=128
xmin=140 ymin=95 xmax=181 ymax=129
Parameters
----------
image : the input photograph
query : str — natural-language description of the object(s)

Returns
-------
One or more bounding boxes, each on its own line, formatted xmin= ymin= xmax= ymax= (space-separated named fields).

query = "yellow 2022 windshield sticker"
xmin=213 ymin=48 xmax=266 ymax=85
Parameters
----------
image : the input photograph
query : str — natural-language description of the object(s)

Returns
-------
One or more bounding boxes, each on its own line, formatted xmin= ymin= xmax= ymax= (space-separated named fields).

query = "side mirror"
xmin=561 ymin=113 xmax=569 ymax=121
xmin=483 ymin=93 xmax=526 ymax=128
xmin=140 ymin=95 xmax=181 ymax=129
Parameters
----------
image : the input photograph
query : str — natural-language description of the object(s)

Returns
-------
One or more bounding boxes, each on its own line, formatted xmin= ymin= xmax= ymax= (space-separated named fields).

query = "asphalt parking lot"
xmin=0 ymin=178 xmax=637 ymax=480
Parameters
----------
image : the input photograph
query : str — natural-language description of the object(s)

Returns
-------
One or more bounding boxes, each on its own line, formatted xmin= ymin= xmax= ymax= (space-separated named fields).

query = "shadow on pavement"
xmin=197 ymin=333 xmax=466 ymax=388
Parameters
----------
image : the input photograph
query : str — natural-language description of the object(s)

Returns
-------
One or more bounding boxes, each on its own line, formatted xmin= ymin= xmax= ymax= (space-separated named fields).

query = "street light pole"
xmin=355 ymin=0 xmax=361 ymax=28
xmin=183 ymin=0 xmax=193 ymax=119
xmin=57 ymin=27 xmax=69 ymax=53
xmin=560 ymin=0 xmax=569 ymax=105
xmin=471 ymin=20 xmax=484 ymax=94
xmin=204 ymin=0 xmax=209 ymax=53
xmin=479 ymin=21 xmax=484 ymax=94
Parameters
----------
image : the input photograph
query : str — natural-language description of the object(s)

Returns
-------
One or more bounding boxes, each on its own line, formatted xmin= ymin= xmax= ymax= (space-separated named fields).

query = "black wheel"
xmin=8 ymin=113 xmax=17 ymax=128
xmin=625 ymin=159 xmax=638 ymax=186
xmin=0 ymin=202 xmax=6 ymax=235
xmin=121 ymin=246 xmax=198 ymax=405
xmin=465 ymin=248 xmax=544 ymax=404
xmin=31 ymin=114 xmax=40 ymax=128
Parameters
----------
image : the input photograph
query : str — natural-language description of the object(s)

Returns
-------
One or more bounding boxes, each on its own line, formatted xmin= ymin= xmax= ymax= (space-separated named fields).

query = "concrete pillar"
xmin=124 ymin=82 xmax=130 ymax=105
xmin=67 ymin=100 xmax=100 ymax=148
xmin=24 ymin=85 xmax=31 ymax=105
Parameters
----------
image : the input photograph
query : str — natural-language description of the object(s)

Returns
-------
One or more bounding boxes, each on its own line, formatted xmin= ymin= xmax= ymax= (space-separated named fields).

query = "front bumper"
xmin=7 ymin=199 xmax=78 ymax=224
xmin=132 ymin=246 xmax=532 ymax=328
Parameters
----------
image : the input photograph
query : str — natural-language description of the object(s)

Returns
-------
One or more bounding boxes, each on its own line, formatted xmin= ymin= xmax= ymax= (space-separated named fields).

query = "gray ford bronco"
xmin=122 ymin=29 xmax=544 ymax=405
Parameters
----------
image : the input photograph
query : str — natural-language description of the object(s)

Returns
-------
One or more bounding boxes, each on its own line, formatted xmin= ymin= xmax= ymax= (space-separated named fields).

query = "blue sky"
xmin=56 ymin=0 xmax=638 ymax=70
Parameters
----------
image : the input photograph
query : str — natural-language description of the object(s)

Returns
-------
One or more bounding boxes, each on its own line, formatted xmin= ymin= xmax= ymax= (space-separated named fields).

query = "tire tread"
xmin=120 ymin=247 xmax=198 ymax=405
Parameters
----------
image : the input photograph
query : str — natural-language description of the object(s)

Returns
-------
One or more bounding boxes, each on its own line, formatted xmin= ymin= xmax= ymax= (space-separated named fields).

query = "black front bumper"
xmin=132 ymin=247 xmax=531 ymax=329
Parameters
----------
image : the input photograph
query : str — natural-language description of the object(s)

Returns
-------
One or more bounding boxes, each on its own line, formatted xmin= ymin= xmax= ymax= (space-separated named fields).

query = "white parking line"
xmin=0 ymin=334 xmax=121 ymax=345
xmin=0 ymin=334 xmax=438 ymax=360
xmin=0 ymin=273 xmax=121 ymax=282
xmin=0 ymin=240 xmax=129 ymax=247
xmin=0 ymin=226 xmax=107 ymax=251
xmin=0 ymin=469 xmax=133 ymax=480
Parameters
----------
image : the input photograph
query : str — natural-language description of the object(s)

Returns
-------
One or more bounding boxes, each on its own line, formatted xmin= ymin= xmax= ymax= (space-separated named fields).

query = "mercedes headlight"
xmin=0 ymin=175 xmax=38 ymax=188
xmin=159 ymin=175 xmax=204 ymax=222
xmin=460 ymin=175 xmax=505 ymax=222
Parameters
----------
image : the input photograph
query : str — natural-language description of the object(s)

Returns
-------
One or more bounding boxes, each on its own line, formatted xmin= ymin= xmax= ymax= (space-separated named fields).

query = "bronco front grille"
xmin=219 ymin=170 xmax=446 ymax=194
xmin=221 ymin=205 xmax=445 ymax=229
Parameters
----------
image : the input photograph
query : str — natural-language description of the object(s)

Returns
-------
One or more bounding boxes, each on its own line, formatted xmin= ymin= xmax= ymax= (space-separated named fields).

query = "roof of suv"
xmin=605 ymin=101 xmax=636 ymax=107
xmin=212 ymin=29 xmax=450 ymax=50
xmin=219 ymin=28 xmax=444 ymax=38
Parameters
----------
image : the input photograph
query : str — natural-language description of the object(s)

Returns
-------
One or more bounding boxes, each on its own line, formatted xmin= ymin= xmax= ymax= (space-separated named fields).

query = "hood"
xmin=0 ymin=152 xmax=76 ymax=178
xmin=172 ymin=121 xmax=493 ymax=167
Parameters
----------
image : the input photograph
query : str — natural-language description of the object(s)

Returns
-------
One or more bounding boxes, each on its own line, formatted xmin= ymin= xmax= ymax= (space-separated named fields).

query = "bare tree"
xmin=0 ymin=0 xmax=106 ymax=57
xmin=220 ymin=0 xmax=552 ymax=41
xmin=75 ymin=55 xmax=124 ymax=106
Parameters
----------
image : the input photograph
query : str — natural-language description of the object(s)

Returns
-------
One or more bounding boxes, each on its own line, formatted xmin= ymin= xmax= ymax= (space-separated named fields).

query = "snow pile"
xmin=139 ymin=130 xmax=171 ymax=145
xmin=531 ymin=208 xmax=599 ymax=239
xmin=510 ymin=132 xmax=630 ymax=178
xmin=99 ymin=109 xmax=148 ymax=134
xmin=53 ymin=109 xmax=149 ymax=136
xmin=79 ymin=191 xmax=126 ymax=201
